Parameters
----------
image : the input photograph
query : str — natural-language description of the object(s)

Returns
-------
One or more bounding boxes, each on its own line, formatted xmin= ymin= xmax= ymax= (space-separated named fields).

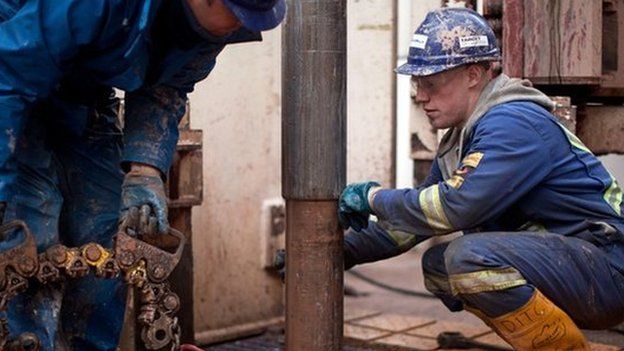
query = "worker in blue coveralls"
xmin=0 ymin=0 xmax=285 ymax=350
xmin=339 ymin=7 xmax=624 ymax=350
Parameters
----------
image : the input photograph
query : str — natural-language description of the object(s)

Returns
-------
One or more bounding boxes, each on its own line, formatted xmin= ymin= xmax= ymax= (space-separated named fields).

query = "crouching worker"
xmin=339 ymin=8 xmax=624 ymax=350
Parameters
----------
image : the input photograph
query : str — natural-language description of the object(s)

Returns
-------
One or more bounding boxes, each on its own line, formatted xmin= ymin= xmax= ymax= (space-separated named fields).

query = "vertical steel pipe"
xmin=282 ymin=0 xmax=347 ymax=350
xmin=282 ymin=0 xmax=347 ymax=200
xmin=284 ymin=202 xmax=344 ymax=350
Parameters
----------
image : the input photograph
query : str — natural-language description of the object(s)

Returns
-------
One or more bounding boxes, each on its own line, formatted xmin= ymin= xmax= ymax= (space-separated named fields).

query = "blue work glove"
xmin=338 ymin=181 xmax=381 ymax=232
xmin=120 ymin=173 xmax=168 ymax=236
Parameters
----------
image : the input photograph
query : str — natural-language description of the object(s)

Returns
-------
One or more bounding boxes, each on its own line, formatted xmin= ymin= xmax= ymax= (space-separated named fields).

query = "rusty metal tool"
xmin=0 ymin=219 xmax=186 ymax=351
xmin=115 ymin=226 xmax=186 ymax=350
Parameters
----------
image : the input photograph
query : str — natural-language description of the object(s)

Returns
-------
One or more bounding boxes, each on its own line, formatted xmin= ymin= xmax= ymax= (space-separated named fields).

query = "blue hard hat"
xmin=396 ymin=7 xmax=500 ymax=77
xmin=222 ymin=0 xmax=287 ymax=32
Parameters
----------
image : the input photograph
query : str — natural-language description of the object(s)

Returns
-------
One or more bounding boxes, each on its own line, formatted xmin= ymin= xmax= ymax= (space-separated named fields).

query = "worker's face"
xmin=412 ymin=66 xmax=474 ymax=129
xmin=188 ymin=0 xmax=243 ymax=37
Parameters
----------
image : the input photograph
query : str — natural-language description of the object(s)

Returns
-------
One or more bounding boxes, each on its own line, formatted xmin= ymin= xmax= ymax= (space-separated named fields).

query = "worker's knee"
xmin=4 ymin=186 xmax=63 ymax=252
xmin=444 ymin=234 xmax=503 ymax=275
xmin=422 ymin=242 xmax=448 ymax=276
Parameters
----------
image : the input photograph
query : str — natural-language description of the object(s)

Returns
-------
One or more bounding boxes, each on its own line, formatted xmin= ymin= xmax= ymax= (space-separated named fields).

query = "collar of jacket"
xmin=436 ymin=73 xmax=556 ymax=180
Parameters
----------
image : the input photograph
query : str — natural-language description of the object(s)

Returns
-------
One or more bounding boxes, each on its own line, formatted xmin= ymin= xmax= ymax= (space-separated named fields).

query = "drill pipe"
xmin=282 ymin=0 xmax=346 ymax=349
xmin=285 ymin=201 xmax=343 ymax=350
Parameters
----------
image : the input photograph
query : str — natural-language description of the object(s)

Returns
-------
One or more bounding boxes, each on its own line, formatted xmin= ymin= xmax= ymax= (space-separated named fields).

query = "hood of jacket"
xmin=436 ymin=73 xmax=556 ymax=180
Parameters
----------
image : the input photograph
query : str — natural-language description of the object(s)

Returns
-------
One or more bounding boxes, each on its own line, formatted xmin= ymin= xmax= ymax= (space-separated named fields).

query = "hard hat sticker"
xmin=411 ymin=34 xmax=429 ymax=49
xmin=459 ymin=35 xmax=489 ymax=48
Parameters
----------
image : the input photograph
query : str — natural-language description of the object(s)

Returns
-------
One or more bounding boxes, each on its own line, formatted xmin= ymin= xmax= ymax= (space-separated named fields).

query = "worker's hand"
xmin=120 ymin=164 xmax=168 ymax=236
xmin=338 ymin=181 xmax=381 ymax=232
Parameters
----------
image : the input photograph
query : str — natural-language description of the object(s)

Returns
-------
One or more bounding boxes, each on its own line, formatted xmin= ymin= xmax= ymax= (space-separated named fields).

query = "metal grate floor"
xmin=203 ymin=332 xmax=380 ymax=351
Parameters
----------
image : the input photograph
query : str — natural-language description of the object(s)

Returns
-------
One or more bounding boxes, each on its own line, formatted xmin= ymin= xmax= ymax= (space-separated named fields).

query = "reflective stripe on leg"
xmin=449 ymin=267 xmax=526 ymax=295
xmin=424 ymin=272 xmax=452 ymax=295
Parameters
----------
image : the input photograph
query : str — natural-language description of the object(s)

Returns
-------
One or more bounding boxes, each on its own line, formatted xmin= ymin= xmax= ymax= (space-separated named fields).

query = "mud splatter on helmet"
xmin=396 ymin=7 xmax=500 ymax=77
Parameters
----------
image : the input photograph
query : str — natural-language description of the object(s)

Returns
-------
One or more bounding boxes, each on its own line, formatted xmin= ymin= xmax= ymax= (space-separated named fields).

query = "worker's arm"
xmin=122 ymin=85 xmax=189 ymax=175
xmin=343 ymin=159 xmax=443 ymax=268
xmin=121 ymin=12 xmax=259 ymax=173
xmin=122 ymin=51 xmax=219 ymax=175
xmin=121 ymin=51 xmax=219 ymax=235
xmin=372 ymin=109 xmax=552 ymax=236
xmin=344 ymin=222 xmax=430 ymax=269
xmin=120 ymin=84 xmax=191 ymax=236
xmin=0 ymin=0 xmax=108 ymax=201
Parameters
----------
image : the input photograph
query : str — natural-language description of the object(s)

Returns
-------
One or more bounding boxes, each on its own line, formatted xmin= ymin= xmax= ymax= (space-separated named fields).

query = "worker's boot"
xmin=467 ymin=289 xmax=590 ymax=350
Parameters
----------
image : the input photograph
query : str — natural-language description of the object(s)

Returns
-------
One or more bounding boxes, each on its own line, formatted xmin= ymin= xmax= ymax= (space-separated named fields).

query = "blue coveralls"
xmin=0 ymin=0 xmax=260 ymax=349
xmin=345 ymin=101 xmax=624 ymax=328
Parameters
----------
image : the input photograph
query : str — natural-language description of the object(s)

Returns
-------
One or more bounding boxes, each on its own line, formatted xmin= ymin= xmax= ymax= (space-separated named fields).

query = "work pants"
xmin=422 ymin=231 xmax=624 ymax=329
xmin=1 ymin=96 xmax=126 ymax=351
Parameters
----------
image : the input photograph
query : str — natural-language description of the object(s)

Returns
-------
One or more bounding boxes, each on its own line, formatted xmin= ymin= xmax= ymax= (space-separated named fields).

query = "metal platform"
xmin=201 ymin=250 xmax=624 ymax=351
xmin=203 ymin=331 xmax=380 ymax=351
xmin=198 ymin=310 xmax=622 ymax=351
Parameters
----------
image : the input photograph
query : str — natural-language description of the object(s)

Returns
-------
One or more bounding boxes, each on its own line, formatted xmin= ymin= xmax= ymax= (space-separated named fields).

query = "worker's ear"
xmin=466 ymin=64 xmax=486 ymax=89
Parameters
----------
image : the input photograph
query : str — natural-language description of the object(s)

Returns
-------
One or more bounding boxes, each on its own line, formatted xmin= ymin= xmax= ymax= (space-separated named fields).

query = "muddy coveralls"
xmin=0 ymin=0 xmax=260 ymax=349
xmin=345 ymin=74 xmax=624 ymax=349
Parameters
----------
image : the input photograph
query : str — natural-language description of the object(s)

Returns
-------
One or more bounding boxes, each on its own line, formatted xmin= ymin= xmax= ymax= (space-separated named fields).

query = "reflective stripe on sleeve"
xmin=461 ymin=152 xmax=484 ymax=168
xmin=561 ymin=126 xmax=622 ymax=216
xmin=449 ymin=267 xmax=527 ymax=295
xmin=419 ymin=184 xmax=453 ymax=233
xmin=386 ymin=229 xmax=419 ymax=251
xmin=445 ymin=175 xmax=465 ymax=189
xmin=562 ymin=127 xmax=592 ymax=153
xmin=604 ymin=175 xmax=623 ymax=216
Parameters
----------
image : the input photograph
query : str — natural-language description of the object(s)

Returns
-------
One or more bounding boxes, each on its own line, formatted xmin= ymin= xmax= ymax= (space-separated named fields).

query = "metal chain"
xmin=0 ymin=220 xmax=186 ymax=351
